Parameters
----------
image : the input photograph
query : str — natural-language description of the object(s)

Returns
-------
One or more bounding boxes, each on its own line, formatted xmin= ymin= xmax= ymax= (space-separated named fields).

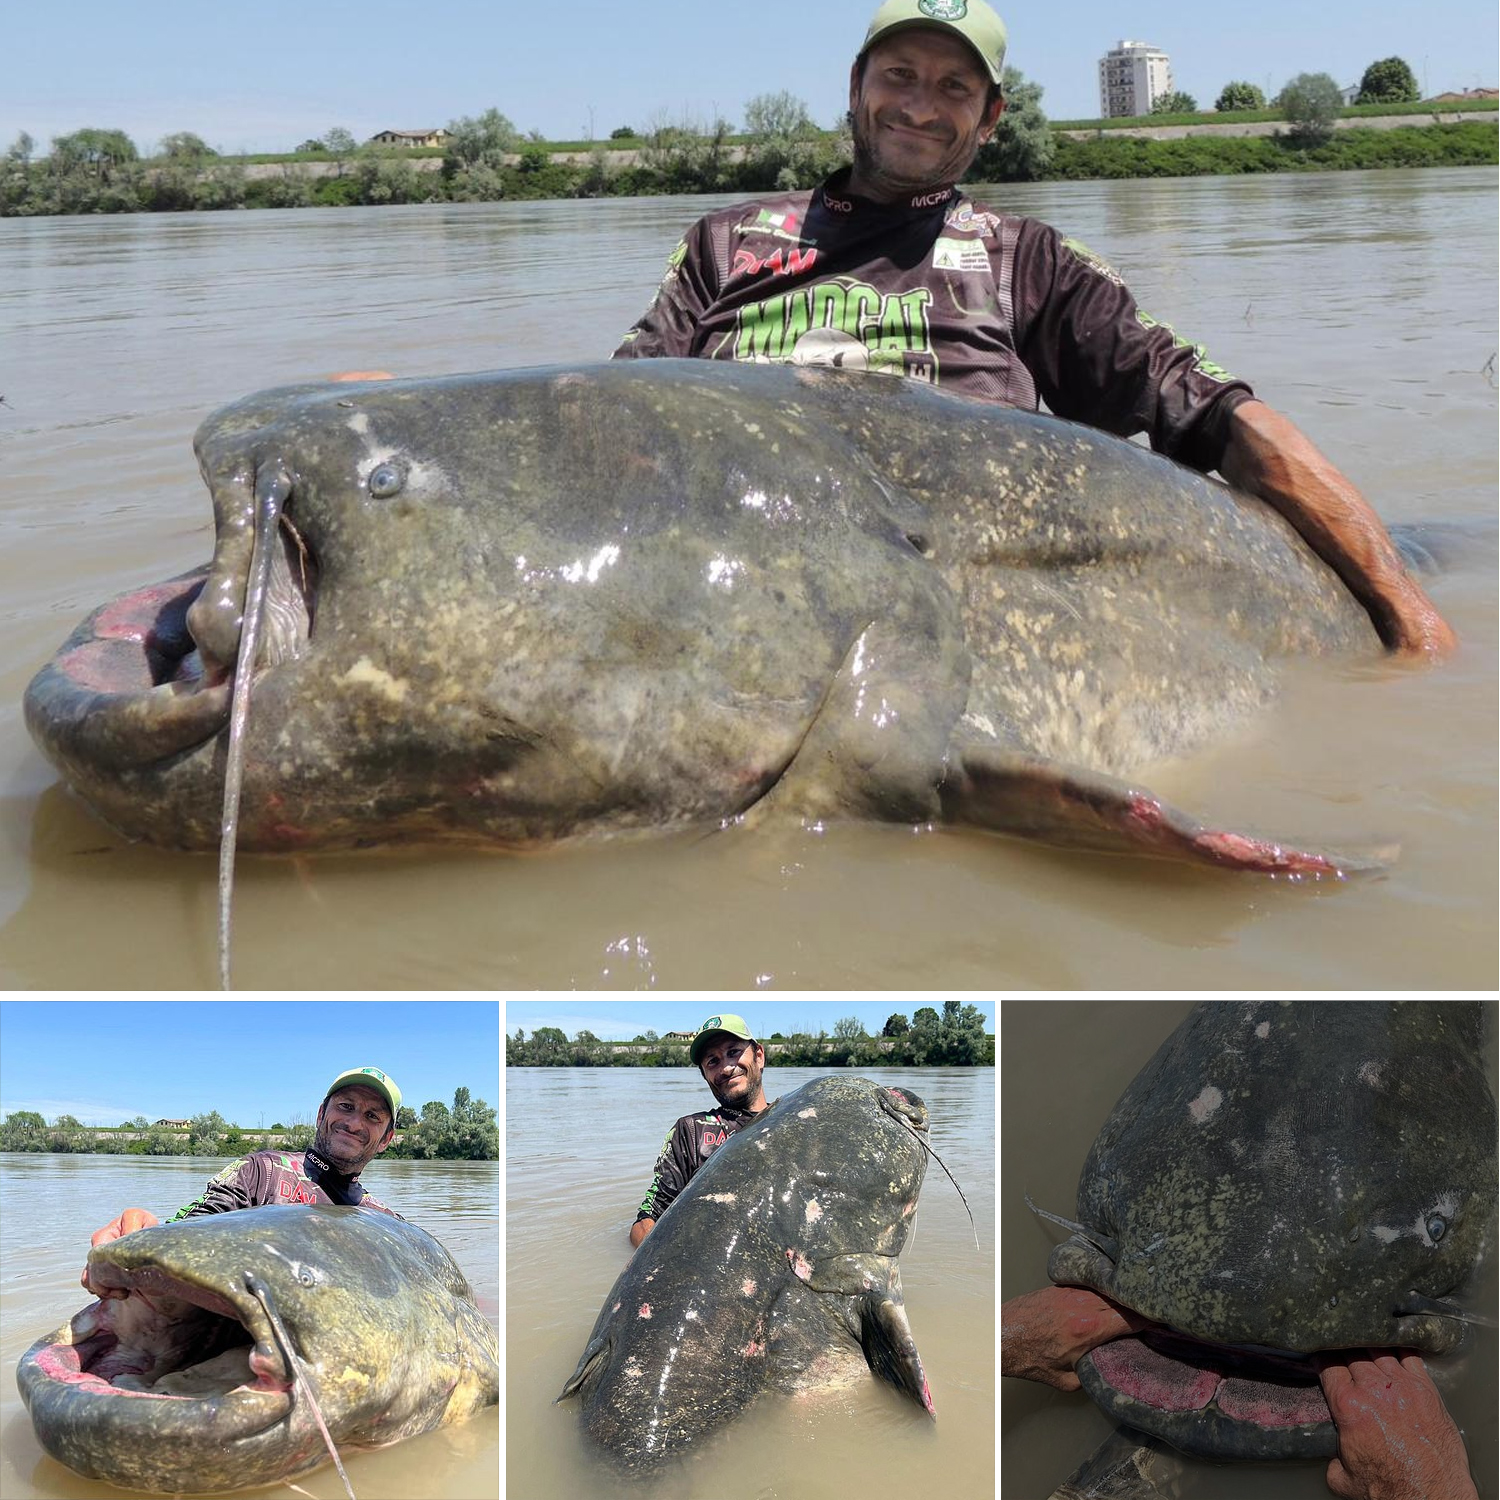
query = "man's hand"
xmin=1001 ymin=1285 xmax=1150 ymax=1392
xmin=327 ymin=370 xmax=394 ymax=382
xmin=1318 ymin=1351 xmax=1478 ymax=1500
xmin=1220 ymin=400 xmax=1457 ymax=661
xmin=81 ymin=1208 xmax=159 ymax=1298
xmin=629 ymin=1218 xmax=654 ymax=1249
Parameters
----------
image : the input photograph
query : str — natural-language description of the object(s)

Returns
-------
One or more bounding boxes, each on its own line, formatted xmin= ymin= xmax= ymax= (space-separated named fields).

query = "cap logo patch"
xmin=919 ymin=0 xmax=968 ymax=18
xmin=703 ymin=1016 xmax=722 ymax=1030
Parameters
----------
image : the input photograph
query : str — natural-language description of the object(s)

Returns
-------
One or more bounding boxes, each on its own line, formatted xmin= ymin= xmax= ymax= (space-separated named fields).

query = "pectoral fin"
xmin=790 ymin=1251 xmax=934 ymax=1415
xmin=940 ymin=742 xmax=1393 ymax=878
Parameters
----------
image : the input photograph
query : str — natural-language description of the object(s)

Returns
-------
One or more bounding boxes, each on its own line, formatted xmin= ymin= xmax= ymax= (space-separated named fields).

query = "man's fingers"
xmin=1324 ymin=1457 xmax=1359 ymax=1500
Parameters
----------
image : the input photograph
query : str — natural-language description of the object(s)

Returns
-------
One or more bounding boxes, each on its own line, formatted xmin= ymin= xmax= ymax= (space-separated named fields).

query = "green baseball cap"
xmin=324 ymin=1066 xmax=401 ymax=1121
xmin=690 ymin=1014 xmax=758 ymax=1066
xmin=859 ymin=0 xmax=1007 ymax=86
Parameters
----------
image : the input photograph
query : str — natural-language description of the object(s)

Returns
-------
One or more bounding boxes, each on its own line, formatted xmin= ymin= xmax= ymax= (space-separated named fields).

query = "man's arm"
xmin=1001 ymin=1285 xmax=1150 ymax=1391
xmin=1318 ymin=1351 xmax=1477 ymax=1500
xmin=629 ymin=1119 xmax=694 ymax=1247
xmin=81 ymin=1208 xmax=160 ymax=1298
xmin=1219 ymin=400 xmax=1456 ymax=660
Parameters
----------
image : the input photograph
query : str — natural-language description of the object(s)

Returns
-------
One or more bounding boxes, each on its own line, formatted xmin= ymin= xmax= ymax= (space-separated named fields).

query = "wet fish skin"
xmin=557 ymin=1074 xmax=933 ymax=1472
xmin=16 ymin=1204 xmax=498 ymax=1493
xmin=1049 ymin=1000 xmax=1496 ymax=1461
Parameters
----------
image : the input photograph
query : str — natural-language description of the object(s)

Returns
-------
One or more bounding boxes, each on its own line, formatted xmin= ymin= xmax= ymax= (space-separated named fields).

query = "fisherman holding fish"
xmin=80 ymin=1067 xmax=403 ymax=1298
xmin=629 ymin=1014 xmax=775 ymax=1249
xmin=611 ymin=0 xmax=1453 ymax=663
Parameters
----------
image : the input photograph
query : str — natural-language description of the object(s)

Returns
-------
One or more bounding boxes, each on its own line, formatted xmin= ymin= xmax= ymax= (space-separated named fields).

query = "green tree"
xmin=394 ymin=1105 xmax=417 ymax=1131
xmin=528 ymin=1026 xmax=569 ymax=1064
xmin=739 ymin=90 xmax=830 ymax=190
xmin=296 ymin=137 xmax=325 ymax=154
xmin=828 ymin=1015 xmax=869 ymax=1067
xmin=188 ymin=1111 xmax=227 ymax=1155
xmin=159 ymin=131 xmax=215 ymax=159
xmin=51 ymin=127 xmax=138 ymax=180
xmin=971 ymin=66 xmax=1053 ymax=182
xmin=882 ymin=1013 xmax=910 ymax=1038
xmin=1356 ymin=57 xmax=1419 ymax=105
xmin=609 ymin=125 xmax=637 ymax=139
xmin=7 ymin=130 xmax=35 ymax=165
xmin=1151 ymin=91 xmax=1199 ymax=115
xmin=0 ymin=1110 xmax=47 ymax=1151
xmin=1215 ymin=81 xmax=1266 ymax=111
xmin=443 ymin=108 xmax=522 ymax=176
xmin=48 ymin=1114 xmax=90 ymax=1152
xmin=935 ymin=1000 xmax=990 ymax=1064
xmin=1278 ymin=72 xmax=1345 ymax=145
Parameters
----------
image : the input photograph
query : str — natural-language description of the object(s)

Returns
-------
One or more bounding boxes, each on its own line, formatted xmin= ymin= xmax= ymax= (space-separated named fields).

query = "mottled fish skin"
xmin=16 ymin=1205 xmax=498 ymax=1493
xmin=1049 ymin=1001 xmax=1496 ymax=1461
xmin=557 ymin=1075 xmax=933 ymax=1472
xmin=24 ymin=360 xmax=1377 ymax=857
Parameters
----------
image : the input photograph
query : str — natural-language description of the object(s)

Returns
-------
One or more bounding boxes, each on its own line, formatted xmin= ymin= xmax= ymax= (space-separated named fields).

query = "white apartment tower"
xmin=1098 ymin=40 xmax=1173 ymax=117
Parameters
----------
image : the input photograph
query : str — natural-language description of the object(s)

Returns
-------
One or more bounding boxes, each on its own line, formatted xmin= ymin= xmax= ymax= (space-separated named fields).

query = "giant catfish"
xmin=25 ymin=360 xmax=1391 ymax=877
xmin=557 ymin=1075 xmax=934 ymax=1471
xmin=16 ymin=1205 xmax=498 ymax=1493
xmin=1036 ymin=1001 xmax=1496 ymax=1465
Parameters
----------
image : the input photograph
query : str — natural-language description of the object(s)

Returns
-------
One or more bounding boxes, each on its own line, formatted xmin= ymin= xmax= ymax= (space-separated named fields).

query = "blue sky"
xmin=0 ymin=1000 xmax=498 ymax=1127
xmin=503 ymin=999 xmax=994 ymax=1044
xmin=5 ymin=1 xmax=1492 ymax=157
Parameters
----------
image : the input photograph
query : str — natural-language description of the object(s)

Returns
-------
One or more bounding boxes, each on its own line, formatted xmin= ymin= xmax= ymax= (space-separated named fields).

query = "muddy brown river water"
xmin=0 ymin=168 xmax=1494 ymax=989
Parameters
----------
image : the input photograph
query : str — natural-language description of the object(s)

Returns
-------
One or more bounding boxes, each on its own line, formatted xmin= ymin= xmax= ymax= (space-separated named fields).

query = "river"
xmin=506 ymin=1064 xmax=994 ymax=1498
xmin=0 ymin=1154 xmax=499 ymax=1500
xmin=0 ymin=168 xmax=1494 ymax=988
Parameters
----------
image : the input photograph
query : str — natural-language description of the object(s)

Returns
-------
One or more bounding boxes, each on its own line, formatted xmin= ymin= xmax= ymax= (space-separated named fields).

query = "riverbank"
xmin=3 ymin=113 xmax=1493 ymax=215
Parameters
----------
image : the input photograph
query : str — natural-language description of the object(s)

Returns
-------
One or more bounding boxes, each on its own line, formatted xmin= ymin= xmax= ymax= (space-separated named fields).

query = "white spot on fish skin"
xmin=623 ymin=1358 xmax=644 ymax=1379
xmin=780 ymin=1189 xmax=792 ymax=1204
xmin=638 ymin=1303 xmax=652 ymax=1319
xmin=342 ymin=657 xmax=409 ymax=702
xmin=1188 ymin=1085 xmax=1223 ymax=1123
xmin=1255 ymin=1022 xmax=1271 ymax=1039
xmin=1358 ymin=1060 xmax=1384 ymax=1088
xmin=685 ymin=1309 xmax=700 ymax=1321
xmin=703 ymin=1193 xmax=738 ymax=1204
xmin=742 ymin=1279 xmax=757 ymax=1295
xmin=804 ymin=1199 xmax=823 ymax=1225
xmin=797 ymin=1107 xmax=818 ymax=1119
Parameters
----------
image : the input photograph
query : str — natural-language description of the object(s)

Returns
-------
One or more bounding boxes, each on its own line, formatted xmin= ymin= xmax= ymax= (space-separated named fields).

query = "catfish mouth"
xmin=1078 ymin=1323 xmax=1341 ymax=1460
xmin=26 ymin=512 xmax=319 ymax=771
xmin=32 ymin=1263 xmax=292 ymax=1417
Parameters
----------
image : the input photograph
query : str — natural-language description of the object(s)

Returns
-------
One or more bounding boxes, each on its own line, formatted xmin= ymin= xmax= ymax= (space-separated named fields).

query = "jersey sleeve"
xmin=611 ymin=214 xmax=724 ymax=360
xmin=1011 ymin=222 xmax=1255 ymax=474
xmin=170 ymin=1156 xmax=260 ymax=1219
xmin=634 ymin=1117 xmax=695 ymax=1224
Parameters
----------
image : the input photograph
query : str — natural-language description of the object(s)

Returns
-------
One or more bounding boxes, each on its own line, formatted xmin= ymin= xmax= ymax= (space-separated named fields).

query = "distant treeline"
xmin=507 ymin=1002 xmax=993 ymax=1068
xmin=2 ymin=92 xmax=1492 ymax=218
xmin=0 ymin=1086 xmax=497 ymax=1160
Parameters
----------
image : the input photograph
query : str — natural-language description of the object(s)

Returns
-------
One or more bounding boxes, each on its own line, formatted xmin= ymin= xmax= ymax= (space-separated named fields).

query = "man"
xmin=1001 ymin=1284 xmax=1480 ymax=1500
xmin=628 ymin=1014 xmax=774 ymax=1248
xmin=82 ymin=1067 xmax=404 ymax=1299
xmin=613 ymin=0 xmax=1454 ymax=660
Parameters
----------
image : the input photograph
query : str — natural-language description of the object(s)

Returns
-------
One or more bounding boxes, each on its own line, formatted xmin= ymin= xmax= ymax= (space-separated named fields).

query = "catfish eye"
xmin=1427 ymin=1215 xmax=1447 ymax=1243
xmin=368 ymin=463 xmax=405 ymax=498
